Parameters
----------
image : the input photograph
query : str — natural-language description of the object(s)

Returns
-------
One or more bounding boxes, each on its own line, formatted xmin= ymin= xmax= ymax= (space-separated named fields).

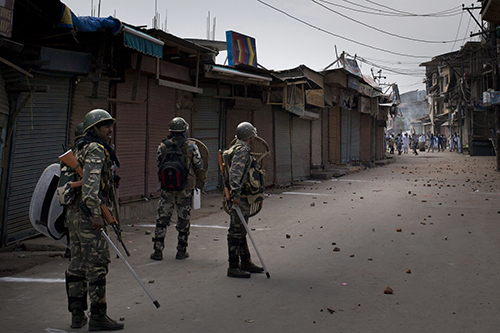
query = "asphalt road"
xmin=1 ymin=151 xmax=499 ymax=333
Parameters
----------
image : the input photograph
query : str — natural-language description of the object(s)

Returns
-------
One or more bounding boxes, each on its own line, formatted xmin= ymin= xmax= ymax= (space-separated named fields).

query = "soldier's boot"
xmin=150 ymin=237 xmax=164 ymax=260
xmin=227 ymin=237 xmax=250 ymax=278
xmin=175 ymin=231 xmax=189 ymax=260
xmin=66 ymin=272 xmax=88 ymax=328
xmin=71 ymin=309 xmax=87 ymax=329
xmin=239 ymin=238 xmax=264 ymax=273
xmin=89 ymin=303 xmax=124 ymax=331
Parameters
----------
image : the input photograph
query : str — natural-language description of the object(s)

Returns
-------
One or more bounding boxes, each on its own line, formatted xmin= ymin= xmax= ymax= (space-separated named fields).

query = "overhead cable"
xmin=313 ymin=0 xmax=468 ymax=44
xmin=335 ymin=0 xmax=461 ymax=17
xmin=362 ymin=0 xmax=461 ymax=17
xmin=256 ymin=0 xmax=432 ymax=59
xmin=317 ymin=0 xmax=461 ymax=17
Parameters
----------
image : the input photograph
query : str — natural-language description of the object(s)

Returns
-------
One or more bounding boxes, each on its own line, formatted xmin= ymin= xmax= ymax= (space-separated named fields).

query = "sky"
xmin=61 ymin=0 xmax=482 ymax=94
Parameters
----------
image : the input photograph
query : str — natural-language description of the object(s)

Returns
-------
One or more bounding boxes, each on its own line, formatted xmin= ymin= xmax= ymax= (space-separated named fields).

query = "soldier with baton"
xmin=60 ymin=109 xmax=125 ymax=331
xmin=219 ymin=122 xmax=270 ymax=279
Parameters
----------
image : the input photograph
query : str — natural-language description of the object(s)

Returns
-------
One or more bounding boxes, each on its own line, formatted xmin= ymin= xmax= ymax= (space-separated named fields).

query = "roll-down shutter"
xmin=274 ymin=109 xmax=291 ymax=185
xmin=192 ymin=95 xmax=220 ymax=191
xmin=114 ymin=70 xmax=148 ymax=201
xmin=291 ymin=117 xmax=311 ymax=180
xmin=4 ymin=75 xmax=70 ymax=244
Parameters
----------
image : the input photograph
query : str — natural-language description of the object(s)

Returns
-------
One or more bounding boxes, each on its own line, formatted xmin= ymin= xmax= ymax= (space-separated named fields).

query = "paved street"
xmin=1 ymin=152 xmax=499 ymax=333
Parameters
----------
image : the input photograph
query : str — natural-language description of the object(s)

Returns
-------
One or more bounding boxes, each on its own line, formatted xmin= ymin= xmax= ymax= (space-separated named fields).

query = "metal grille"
xmin=360 ymin=114 xmax=372 ymax=162
xmin=341 ymin=107 xmax=350 ymax=163
xmin=114 ymin=70 xmax=148 ymax=201
xmin=274 ymin=109 xmax=291 ymax=185
xmin=351 ymin=109 xmax=361 ymax=162
xmin=291 ymin=117 xmax=311 ymax=180
xmin=5 ymin=75 xmax=70 ymax=244
xmin=192 ymin=95 xmax=220 ymax=191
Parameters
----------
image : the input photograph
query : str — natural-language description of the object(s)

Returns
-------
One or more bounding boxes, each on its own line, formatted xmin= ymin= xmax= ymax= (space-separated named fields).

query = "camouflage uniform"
xmin=64 ymin=142 xmax=114 ymax=319
xmin=153 ymin=135 xmax=204 ymax=257
xmin=226 ymin=139 xmax=256 ymax=269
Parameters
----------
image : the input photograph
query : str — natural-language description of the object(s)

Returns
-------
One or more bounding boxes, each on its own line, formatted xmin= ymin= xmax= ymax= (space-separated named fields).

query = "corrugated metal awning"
xmin=205 ymin=65 xmax=272 ymax=84
xmin=123 ymin=26 xmax=164 ymax=58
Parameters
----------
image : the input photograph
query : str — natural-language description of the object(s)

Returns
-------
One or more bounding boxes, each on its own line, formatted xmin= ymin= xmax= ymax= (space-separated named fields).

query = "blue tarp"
xmin=58 ymin=5 xmax=162 ymax=58
xmin=58 ymin=5 xmax=121 ymax=35
xmin=70 ymin=15 xmax=122 ymax=35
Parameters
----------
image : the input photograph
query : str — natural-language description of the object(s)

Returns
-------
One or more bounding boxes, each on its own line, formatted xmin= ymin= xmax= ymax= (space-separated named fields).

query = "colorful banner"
xmin=226 ymin=30 xmax=257 ymax=67
xmin=343 ymin=57 xmax=361 ymax=77
xmin=0 ymin=0 xmax=15 ymax=38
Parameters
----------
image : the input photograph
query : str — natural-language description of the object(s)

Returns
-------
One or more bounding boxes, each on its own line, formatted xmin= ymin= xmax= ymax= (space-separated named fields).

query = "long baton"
xmin=234 ymin=206 xmax=270 ymax=278
xmin=101 ymin=229 xmax=161 ymax=308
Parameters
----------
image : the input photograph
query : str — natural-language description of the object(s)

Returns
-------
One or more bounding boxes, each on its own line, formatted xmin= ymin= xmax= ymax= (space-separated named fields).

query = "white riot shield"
xmin=29 ymin=163 xmax=69 ymax=248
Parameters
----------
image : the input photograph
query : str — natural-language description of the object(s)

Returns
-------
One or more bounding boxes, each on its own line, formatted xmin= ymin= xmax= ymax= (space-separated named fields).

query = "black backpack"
xmin=158 ymin=137 xmax=188 ymax=191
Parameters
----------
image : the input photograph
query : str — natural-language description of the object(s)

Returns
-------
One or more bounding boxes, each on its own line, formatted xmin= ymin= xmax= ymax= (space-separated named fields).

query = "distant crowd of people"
xmin=385 ymin=131 xmax=462 ymax=156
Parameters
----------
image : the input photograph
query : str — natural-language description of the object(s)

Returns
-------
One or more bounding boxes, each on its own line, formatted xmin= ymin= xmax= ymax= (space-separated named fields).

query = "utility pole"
xmin=489 ymin=22 xmax=500 ymax=171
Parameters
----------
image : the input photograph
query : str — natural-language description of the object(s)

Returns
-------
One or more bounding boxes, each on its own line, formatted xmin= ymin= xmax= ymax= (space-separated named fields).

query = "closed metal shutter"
xmin=292 ymin=117 xmax=311 ymax=180
xmin=253 ymin=104 xmax=274 ymax=186
xmin=114 ymin=70 xmax=148 ymax=201
xmin=321 ymin=108 xmax=329 ymax=165
xmin=351 ymin=109 xmax=361 ymax=163
xmin=0 ymin=72 xmax=9 ymax=179
xmin=341 ymin=107 xmax=350 ymax=163
xmin=4 ymin=74 xmax=70 ymax=244
xmin=329 ymin=106 xmax=341 ymax=164
xmin=360 ymin=114 xmax=372 ymax=162
xmin=377 ymin=126 xmax=385 ymax=160
xmin=274 ymin=109 xmax=291 ymax=185
xmin=192 ymin=95 xmax=220 ymax=191
xmin=311 ymin=117 xmax=322 ymax=168
xmin=146 ymin=78 xmax=176 ymax=197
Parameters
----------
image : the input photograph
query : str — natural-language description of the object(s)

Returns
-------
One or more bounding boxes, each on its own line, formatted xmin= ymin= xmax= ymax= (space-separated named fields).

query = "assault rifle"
xmin=59 ymin=150 xmax=130 ymax=256
xmin=217 ymin=150 xmax=270 ymax=278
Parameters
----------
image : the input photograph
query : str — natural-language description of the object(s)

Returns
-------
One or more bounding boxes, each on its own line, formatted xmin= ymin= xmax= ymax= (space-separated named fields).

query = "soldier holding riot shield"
xmin=62 ymin=109 xmax=124 ymax=331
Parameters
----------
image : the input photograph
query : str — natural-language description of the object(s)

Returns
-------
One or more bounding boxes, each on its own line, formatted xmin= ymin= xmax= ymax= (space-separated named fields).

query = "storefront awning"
xmin=205 ymin=65 xmax=272 ymax=85
xmin=123 ymin=26 xmax=164 ymax=58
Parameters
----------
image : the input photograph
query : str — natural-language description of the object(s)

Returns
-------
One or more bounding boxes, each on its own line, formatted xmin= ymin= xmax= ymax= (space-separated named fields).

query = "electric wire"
xmin=356 ymin=56 xmax=425 ymax=77
xmin=256 ymin=0 xmax=433 ymax=59
xmin=335 ymin=0 xmax=462 ymax=17
xmin=451 ymin=9 xmax=464 ymax=51
xmin=313 ymin=0 xmax=468 ymax=44
xmin=319 ymin=0 xmax=461 ymax=18
xmin=363 ymin=0 xmax=461 ymax=17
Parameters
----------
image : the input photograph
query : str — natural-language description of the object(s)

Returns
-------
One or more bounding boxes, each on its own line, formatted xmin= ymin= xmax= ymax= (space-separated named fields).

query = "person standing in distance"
xmin=151 ymin=117 xmax=205 ymax=261
xmin=225 ymin=122 xmax=265 ymax=278
xmin=64 ymin=109 xmax=124 ymax=331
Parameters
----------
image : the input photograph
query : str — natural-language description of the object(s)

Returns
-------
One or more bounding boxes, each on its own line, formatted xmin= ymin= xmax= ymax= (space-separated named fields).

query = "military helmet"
xmin=74 ymin=122 xmax=85 ymax=140
xmin=235 ymin=122 xmax=257 ymax=140
xmin=83 ymin=109 xmax=115 ymax=133
xmin=169 ymin=117 xmax=189 ymax=132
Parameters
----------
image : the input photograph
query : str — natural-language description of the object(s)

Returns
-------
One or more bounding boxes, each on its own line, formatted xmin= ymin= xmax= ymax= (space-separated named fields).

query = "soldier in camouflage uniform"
xmin=151 ymin=117 xmax=206 ymax=261
xmin=63 ymin=109 xmax=124 ymax=331
xmin=226 ymin=122 xmax=265 ymax=278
